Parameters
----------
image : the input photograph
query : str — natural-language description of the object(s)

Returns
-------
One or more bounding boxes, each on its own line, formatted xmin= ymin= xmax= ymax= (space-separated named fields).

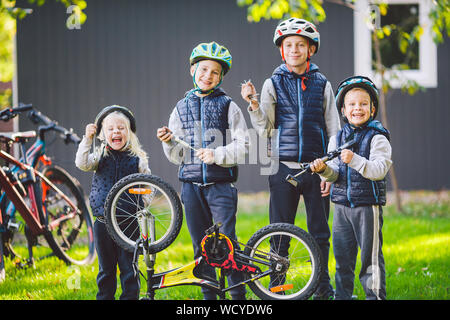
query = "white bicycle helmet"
xmin=273 ymin=18 xmax=320 ymax=53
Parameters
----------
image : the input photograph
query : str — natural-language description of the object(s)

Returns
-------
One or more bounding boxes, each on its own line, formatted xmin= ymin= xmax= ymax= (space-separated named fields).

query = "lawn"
xmin=0 ymin=191 xmax=448 ymax=300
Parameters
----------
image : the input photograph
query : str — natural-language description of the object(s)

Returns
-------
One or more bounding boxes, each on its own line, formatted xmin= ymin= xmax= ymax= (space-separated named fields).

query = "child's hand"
xmin=321 ymin=181 xmax=331 ymax=197
xmin=240 ymin=80 xmax=259 ymax=110
xmin=310 ymin=158 xmax=327 ymax=173
xmin=196 ymin=148 xmax=215 ymax=165
xmin=340 ymin=149 xmax=354 ymax=164
xmin=156 ymin=126 xmax=173 ymax=143
xmin=85 ymin=123 xmax=97 ymax=140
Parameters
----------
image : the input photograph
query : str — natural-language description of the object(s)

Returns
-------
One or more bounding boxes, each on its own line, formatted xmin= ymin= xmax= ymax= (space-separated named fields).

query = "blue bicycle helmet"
xmin=335 ymin=76 xmax=379 ymax=121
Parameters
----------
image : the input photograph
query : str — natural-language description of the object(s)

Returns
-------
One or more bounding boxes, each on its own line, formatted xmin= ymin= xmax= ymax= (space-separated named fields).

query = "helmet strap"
xmin=300 ymin=45 xmax=311 ymax=91
xmin=281 ymin=42 xmax=310 ymax=91
xmin=185 ymin=63 xmax=223 ymax=101
xmin=280 ymin=45 xmax=294 ymax=73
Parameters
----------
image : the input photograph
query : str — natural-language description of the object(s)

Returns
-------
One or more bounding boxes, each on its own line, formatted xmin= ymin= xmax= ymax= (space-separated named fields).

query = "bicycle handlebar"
xmin=0 ymin=103 xmax=81 ymax=145
xmin=285 ymin=138 xmax=357 ymax=186
xmin=28 ymin=109 xmax=81 ymax=145
xmin=0 ymin=103 xmax=33 ymax=121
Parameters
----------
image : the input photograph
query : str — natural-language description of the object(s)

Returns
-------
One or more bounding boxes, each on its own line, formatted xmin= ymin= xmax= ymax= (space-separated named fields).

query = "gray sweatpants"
xmin=333 ymin=204 xmax=386 ymax=300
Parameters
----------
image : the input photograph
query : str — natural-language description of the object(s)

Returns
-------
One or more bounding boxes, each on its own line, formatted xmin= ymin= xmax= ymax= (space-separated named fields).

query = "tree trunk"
xmin=372 ymin=32 xmax=403 ymax=213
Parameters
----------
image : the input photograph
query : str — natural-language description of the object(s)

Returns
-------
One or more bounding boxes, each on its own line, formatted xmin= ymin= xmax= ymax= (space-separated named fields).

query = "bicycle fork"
xmin=135 ymin=210 xmax=157 ymax=300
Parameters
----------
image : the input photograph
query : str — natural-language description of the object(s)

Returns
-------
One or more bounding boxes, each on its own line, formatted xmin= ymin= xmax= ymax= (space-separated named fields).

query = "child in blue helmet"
xmin=310 ymin=76 xmax=392 ymax=300
xmin=76 ymin=105 xmax=151 ymax=300
xmin=156 ymin=41 xmax=249 ymax=300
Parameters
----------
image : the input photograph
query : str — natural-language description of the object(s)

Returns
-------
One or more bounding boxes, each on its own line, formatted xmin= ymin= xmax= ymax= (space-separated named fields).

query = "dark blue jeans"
xmin=94 ymin=219 xmax=140 ymax=300
xmin=181 ymin=182 xmax=246 ymax=300
xmin=268 ymin=163 xmax=332 ymax=294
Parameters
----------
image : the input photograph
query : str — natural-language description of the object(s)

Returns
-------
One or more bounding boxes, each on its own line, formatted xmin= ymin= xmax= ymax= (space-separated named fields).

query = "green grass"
xmin=0 ymin=191 xmax=449 ymax=300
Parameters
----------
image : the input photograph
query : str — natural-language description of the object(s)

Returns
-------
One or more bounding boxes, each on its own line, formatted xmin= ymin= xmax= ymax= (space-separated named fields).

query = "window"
xmin=354 ymin=0 xmax=437 ymax=88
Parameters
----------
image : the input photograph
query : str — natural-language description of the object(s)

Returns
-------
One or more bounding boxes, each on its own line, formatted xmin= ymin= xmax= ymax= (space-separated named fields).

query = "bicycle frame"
xmin=135 ymin=215 xmax=280 ymax=299
xmin=0 ymin=137 xmax=79 ymax=236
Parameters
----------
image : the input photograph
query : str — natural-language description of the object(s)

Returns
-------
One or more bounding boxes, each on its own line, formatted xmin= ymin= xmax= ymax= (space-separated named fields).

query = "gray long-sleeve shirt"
xmin=162 ymin=101 xmax=250 ymax=167
xmin=318 ymin=134 xmax=393 ymax=182
xmin=247 ymin=78 xmax=341 ymax=169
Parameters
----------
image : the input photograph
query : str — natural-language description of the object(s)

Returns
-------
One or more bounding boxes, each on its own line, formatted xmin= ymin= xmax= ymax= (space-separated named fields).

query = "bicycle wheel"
xmin=40 ymin=165 xmax=95 ymax=265
xmin=104 ymin=173 xmax=183 ymax=254
xmin=243 ymin=223 xmax=323 ymax=300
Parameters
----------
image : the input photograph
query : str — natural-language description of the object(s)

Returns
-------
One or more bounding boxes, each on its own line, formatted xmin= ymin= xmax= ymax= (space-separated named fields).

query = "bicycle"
xmin=0 ymin=104 xmax=95 ymax=269
xmin=103 ymin=138 xmax=358 ymax=300
xmin=103 ymin=173 xmax=324 ymax=300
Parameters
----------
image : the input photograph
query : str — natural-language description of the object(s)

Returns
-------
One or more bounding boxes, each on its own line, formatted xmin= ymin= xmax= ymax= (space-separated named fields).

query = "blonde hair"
xmin=96 ymin=111 xmax=148 ymax=165
xmin=343 ymin=87 xmax=375 ymax=108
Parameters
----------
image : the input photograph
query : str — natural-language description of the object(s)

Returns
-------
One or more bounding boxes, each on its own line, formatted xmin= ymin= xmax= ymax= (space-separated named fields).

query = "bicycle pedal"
xmin=7 ymin=220 xmax=21 ymax=232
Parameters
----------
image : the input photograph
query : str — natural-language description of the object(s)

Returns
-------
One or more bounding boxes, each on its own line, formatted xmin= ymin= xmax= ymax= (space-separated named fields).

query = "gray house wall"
xmin=15 ymin=0 xmax=449 ymax=193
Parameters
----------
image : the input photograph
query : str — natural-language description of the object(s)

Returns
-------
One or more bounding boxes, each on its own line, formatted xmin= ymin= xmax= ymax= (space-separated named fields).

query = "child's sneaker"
xmin=312 ymin=288 xmax=335 ymax=300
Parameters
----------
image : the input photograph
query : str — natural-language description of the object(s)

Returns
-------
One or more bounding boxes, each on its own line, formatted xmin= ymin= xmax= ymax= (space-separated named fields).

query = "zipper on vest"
xmin=297 ymin=78 xmax=303 ymax=162
xmin=346 ymin=165 xmax=355 ymax=208
xmin=200 ymin=97 xmax=207 ymax=184
xmin=320 ymin=128 xmax=326 ymax=155
xmin=371 ymin=181 xmax=379 ymax=203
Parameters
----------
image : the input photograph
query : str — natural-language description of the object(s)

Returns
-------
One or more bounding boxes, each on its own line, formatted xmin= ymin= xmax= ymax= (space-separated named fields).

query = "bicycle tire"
xmin=243 ymin=223 xmax=323 ymax=300
xmin=104 ymin=173 xmax=183 ymax=254
xmin=40 ymin=165 xmax=95 ymax=265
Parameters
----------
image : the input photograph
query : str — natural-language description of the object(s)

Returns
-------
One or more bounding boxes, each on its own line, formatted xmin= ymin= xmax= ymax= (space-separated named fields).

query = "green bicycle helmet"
xmin=94 ymin=105 xmax=136 ymax=136
xmin=335 ymin=76 xmax=379 ymax=121
xmin=189 ymin=41 xmax=232 ymax=75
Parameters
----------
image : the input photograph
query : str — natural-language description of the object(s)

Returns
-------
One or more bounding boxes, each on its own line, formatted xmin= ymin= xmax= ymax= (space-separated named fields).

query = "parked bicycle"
xmin=103 ymin=173 xmax=323 ymax=300
xmin=0 ymin=104 xmax=95 ymax=270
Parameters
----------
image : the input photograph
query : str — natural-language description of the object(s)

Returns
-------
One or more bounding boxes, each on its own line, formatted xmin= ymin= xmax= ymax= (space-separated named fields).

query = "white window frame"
xmin=354 ymin=0 xmax=437 ymax=88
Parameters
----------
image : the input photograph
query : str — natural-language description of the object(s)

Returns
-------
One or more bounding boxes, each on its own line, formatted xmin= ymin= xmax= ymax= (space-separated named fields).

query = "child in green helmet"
xmin=156 ymin=41 xmax=250 ymax=300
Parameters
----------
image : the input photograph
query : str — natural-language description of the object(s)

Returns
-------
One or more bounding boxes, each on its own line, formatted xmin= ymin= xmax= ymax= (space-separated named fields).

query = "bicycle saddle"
xmin=0 ymin=131 xmax=37 ymax=142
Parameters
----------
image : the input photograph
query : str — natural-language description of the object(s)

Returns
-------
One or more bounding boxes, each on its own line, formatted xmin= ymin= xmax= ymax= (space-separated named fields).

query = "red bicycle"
xmin=0 ymin=104 xmax=95 ymax=272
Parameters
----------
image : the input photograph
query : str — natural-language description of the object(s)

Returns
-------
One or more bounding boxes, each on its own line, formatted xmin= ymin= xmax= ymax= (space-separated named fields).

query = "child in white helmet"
xmin=157 ymin=41 xmax=249 ymax=300
xmin=241 ymin=18 xmax=341 ymax=299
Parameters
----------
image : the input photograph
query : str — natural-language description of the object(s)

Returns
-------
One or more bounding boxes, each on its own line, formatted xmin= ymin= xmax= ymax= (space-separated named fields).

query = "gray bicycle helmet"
xmin=273 ymin=18 xmax=320 ymax=53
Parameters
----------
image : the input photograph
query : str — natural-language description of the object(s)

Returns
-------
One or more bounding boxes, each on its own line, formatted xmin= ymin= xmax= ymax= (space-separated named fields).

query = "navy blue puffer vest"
xmin=271 ymin=63 xmax=328 ymax=162
xmin=89 ymin=149 xmax=139 ymax=216
xmin=331 ymin=121 xmax=390 ymax=207
xmin=176 ymin=88 xmax=237 ymax=183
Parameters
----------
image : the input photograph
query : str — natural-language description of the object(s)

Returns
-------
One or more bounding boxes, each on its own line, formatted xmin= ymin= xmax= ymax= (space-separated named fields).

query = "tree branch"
xmin=324 ymin=0 xmax=355 ymax=10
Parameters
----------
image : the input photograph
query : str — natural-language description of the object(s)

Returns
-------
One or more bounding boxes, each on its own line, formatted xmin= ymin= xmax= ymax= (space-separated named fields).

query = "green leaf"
xmin=399 ymin=38 xmax=408 ymax=54
xmin=379 ymin=3 xmax=388 ymax=16
xmin=376 ymin=29 xmax=385 ymax=39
